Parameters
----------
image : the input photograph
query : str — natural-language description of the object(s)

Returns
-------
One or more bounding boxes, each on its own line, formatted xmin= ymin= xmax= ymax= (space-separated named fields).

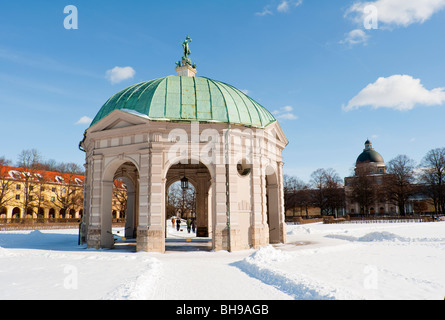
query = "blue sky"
xmin=1 ymin=0 xmax=445 ymax=182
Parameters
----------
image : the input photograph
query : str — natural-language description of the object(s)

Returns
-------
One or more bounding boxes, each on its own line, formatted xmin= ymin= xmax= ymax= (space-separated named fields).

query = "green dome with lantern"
xmin=90 ymin=75 xmax=276 ymax=129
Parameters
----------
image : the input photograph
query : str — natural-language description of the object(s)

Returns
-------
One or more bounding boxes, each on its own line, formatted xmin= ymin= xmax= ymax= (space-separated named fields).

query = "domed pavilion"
xmin=79 ymin=37 xmax=288 ymax=252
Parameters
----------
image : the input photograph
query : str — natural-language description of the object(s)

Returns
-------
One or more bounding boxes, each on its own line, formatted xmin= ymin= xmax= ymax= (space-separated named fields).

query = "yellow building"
xmin=0 ymin=165 xmax=126 ymax=221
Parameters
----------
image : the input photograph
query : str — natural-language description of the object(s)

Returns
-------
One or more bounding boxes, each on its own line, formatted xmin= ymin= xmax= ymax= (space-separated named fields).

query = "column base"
xmin=86 ymin=226 xmax=101 ymax=249
xmin=136 ymin=227 xmax=165 ymax=253
xmin=251 ymin=224 xmax=270 ymax=249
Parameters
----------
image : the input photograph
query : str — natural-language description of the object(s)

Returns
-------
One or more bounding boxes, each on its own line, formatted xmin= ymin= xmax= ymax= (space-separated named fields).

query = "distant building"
xmin=344 ymin=140 xmax=394 ymax=215
xmin=0 ymin=165 xmax=125 ymax=221
xmin=344 ymin=140 xmax=435 ymax=215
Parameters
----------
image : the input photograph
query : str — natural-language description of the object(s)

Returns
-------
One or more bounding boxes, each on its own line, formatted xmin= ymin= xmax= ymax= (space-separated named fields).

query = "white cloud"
xmin=75 ymin=116 xmax=92 ymax=125
xmin=282 ymin=105 xmax=293 ymax=112
xmin=340 ymin=29 xmax=369 ymax=46
xmin=105 ymin=66 xmax=136 ymax=84
xmin=255 ymin=6 xmax=273 ymax=16
xmin=346 ymin=0 xmax=445 ymax=28
xmin=256 ymin=0 xmax=302 ymax=16
xmin=343 ymin=75 xmax=445 ymax=111
xmin=277 ymin=1 xmax=290 ymax=12
xmin=272 ymin=106 xmax=298 ymax=120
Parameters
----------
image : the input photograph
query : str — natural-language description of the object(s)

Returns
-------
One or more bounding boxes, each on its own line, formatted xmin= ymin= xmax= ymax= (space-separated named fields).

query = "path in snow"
xmin=144 ymin=251 xmax=293 ymax=300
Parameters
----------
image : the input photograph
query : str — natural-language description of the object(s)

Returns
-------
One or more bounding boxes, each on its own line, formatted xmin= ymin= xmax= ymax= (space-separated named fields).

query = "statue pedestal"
xmin=176 ymin=64 xmax=197 ymax=77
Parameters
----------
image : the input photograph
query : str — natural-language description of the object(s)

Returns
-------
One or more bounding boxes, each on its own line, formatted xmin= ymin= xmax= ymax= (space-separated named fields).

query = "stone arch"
xmin=100 ymin=158 xmax=140 ymax=249
xmin=164 ymin=158 xmax=213 ymax=250
xmin=265 ymin=165 xmax=282 ymax=244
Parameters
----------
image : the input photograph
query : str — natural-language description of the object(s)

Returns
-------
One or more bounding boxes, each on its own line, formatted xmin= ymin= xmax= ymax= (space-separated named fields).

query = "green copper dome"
xmin=91 ymin=76 xmax=276 ymax=128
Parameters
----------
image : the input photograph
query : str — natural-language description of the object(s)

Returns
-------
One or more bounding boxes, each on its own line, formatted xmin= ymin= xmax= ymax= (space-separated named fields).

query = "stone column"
xmin=86 ymin=155 xmax=103 ymax=249
xmin=212 ymin=163 xmax=229 ymax=251
xmin=125 ymin=190 xmax=135 ymax=238
xmin=100 ymin=180 xmax=114 ymax=249
xmin=195 ymin=173 xmax=209 ymax=237
xmin=136 ymin=150 xmax=151 ymax=252
xmin=137 ymin=143 xmax=165 ymax=253
xmin=250 ymin=162 xmax=269 ymax=248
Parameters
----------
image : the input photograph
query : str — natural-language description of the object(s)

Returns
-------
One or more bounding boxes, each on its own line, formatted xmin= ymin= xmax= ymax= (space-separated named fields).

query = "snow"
xmin=0 ymin=221 xmax=444 ymax=300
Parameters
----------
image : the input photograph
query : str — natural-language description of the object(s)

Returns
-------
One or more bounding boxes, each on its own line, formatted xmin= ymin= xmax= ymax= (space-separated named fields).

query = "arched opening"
xmin=37 ymin=208 xmax=44 ymax=219
xmin=101 ymin=160 xmax=139 ymax=249
xmin=266 ymin=167 xmax=281 ymax=244
xmin=48 ymin=208 xmax=55 ymax=219
xmin=0 ymin=207 xmax=6 ymax=219
xmin=12 ymin=207 xmax=20 ymax=219
xmin=165 ymin=161 xmax=212 ymax=251
xmin=26 ymin=207 xmax=33 ymax=219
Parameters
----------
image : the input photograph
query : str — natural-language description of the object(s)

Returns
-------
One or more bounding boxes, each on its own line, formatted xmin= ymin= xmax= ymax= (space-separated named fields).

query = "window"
xmin=52 ymin=187 xmax=56 ymax=192
xmin=16 ymin=194 xmax=20 ymax=200
xmin=16 ymin=184 xmax=21 ymax=190
xmin=51 ymin=196 xmax=55 ymax=202
xmin=40 ymin=187 xmax=45 ymax=192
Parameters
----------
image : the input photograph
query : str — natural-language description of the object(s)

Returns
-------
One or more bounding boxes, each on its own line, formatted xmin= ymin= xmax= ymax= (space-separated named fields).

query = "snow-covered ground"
xmin=0 ymin=220 xmax=444 ymax=300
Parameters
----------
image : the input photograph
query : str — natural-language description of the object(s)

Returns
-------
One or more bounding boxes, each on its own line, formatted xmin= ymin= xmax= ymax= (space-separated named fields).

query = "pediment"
xmin=266 ymin=121 xmax=289 ymax=147
xmin=87 ymin=110 xmax=149 ymax=134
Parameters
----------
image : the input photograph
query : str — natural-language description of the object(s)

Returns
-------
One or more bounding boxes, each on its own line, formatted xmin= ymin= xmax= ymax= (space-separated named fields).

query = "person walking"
xmin=187 ymin=218 xmax=192 ymax=233
xmin=191 ymin=219 xmax=196 ymax=233
xmin=176 ymin=218 xmax=181 ymax=231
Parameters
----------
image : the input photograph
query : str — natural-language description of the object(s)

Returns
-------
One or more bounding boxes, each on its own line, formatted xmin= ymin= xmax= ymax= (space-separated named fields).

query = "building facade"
xmin=0 ymin=165 xmax=126 ymax=222
xmin=344 ymin=140 xmax=393 ymax=215
xmin=0 ymin=165 xmax=85 ymax=220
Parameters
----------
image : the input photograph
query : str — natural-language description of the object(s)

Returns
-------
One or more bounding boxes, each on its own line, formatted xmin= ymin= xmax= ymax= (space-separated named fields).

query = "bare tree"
xmin=385 ymin=155 xmax=416 ymax=216
xmin=0 ymin=162 xmax=15 ymax=214
xmin=51 ymin=166 xmax=83 ymax=219
xmin=15 ymin=149 xmax=44 ymax=218
xmin=113 ymin=181 xmax=127 ymax=219
xmin=167 ymin=182 xmax=196 ymax=219
xmin=348 ymin=167 xmax=377 ymax=215
xmin=310 ymin=168 xmax=344 ymax=216
xmin=419 ymin=148 xmax=445 ymax=216
xmin=16 ymin=149 xmax=41 ymax=169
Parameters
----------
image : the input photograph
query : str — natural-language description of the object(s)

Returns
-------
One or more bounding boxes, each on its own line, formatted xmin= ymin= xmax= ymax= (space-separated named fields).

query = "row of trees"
xmin=284 ymin=148 xmax=445 ymax=217
xmin=284 ymin=168 xmax=344 ymax=217
xmin=0 ymin=149 xmax=84 ymax=175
